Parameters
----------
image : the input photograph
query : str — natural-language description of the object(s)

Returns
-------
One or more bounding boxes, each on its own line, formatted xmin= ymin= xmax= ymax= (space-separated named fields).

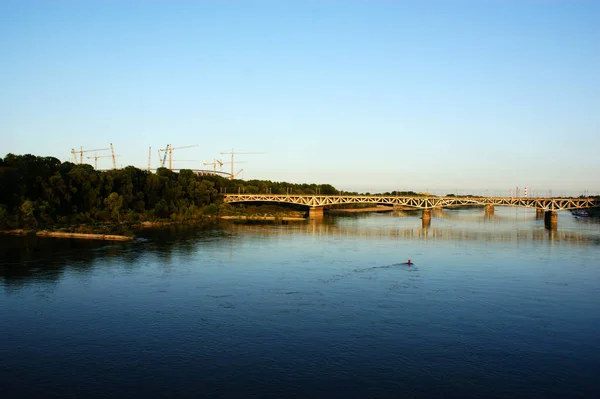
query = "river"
xmin=1 ymin=208 xmax=600 ymax=398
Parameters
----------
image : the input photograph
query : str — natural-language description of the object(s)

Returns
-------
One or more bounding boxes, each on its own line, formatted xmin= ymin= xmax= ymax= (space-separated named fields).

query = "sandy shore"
xmin=36 ymin=231 xmax=133 ymax=241
xmin=329 ymin=206 xmax=394 ymax=213
xmin=220 ymin=216 xmax=306 ymax=221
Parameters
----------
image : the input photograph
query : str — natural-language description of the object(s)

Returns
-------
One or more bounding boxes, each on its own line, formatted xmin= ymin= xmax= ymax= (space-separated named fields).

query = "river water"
xmin=1 ymin=208 xmax=600 ymax=398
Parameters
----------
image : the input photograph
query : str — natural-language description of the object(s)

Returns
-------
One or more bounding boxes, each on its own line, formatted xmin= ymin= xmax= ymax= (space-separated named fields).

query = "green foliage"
xmin=203 ymin=203 xmax=219 ymax=215
xmin=19 ymin=200 xmax=37 ymax=227
xmin=0 ymin=154 xmax=222 ymax=228
xmin=0 ymin=153 xmax=346 ymax=229
xmin=0 ymin=205 xmax=8 ymax=228
xmin=381 ymin=191 xmax=423 ymax=196
xmin=104 ymin=192 xmax=123 ymax=222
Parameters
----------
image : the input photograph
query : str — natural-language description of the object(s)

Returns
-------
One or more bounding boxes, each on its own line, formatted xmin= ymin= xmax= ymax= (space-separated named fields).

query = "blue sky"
xmin=2 ymin=1 xmax=599 ymax=195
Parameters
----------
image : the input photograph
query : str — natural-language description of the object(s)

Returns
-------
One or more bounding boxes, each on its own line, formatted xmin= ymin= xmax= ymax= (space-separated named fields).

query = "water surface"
xmin=1 ymin=208 xmax=600 ymax=398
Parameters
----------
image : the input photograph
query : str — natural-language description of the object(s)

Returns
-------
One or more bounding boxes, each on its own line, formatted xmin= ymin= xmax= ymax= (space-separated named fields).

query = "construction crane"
xmin=201 ymin=159 xmax=246 ymax=177
xmin=157 ymin=144 xmax=168 ymax=169
xmin=219 ymin=150 xmax=263 ymax=180
xmin=202 ymin=159 xmax=224 ymax=175
xmin=109 ymin=143 xmax=117 ymax=169
xmin=220 ymin=160 xmax=246 ymax=178
xmin=158 ymin=144 xmax=199 ymax=170
xmin=71 ymin=146 xmax=110 ymax=164
xmin=233 ymin=168 xmax=244 ymax=179
xmin=157 ymin=144 xmax=170 ymax=168
xmin=87 ymin=153 xmax=120 ymax=170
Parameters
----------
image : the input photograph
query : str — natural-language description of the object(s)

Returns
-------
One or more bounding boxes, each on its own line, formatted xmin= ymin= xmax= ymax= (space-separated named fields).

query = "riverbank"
xmin=0 ymin=214 xmax=300 ymax=239
xmin=220 ymin=215 xmax=306 ymax=221
xmin=329 ymin=205 xmax=394 ymax=213
xmin=36 ymin=231 xmax=133 ymax=241
xmin=0 ymin=229 xmax=29 ymax=236
xmin=0 ymin=229 xmax=133 ymax=241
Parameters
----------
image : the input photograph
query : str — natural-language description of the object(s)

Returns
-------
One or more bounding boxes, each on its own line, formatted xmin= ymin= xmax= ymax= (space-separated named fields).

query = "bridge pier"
xmin=422 ymin=216 xmax=431 ymax=229
xmin=485 ymin=205 xmax=494 ymax=216
xmin=422 ymin=208 xmax=431 ymax=223
xmin=544 ymin=210 xmax=558 ymax=229
xmin=309 ymin=206 xmax=324 ymax=218
xmin=536 ymin=208 xmax=545 ymax=220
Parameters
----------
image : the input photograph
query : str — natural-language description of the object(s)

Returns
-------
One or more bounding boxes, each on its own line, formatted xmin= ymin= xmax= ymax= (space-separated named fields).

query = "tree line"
xmin=0 ymin=154 xmax=341 ymax=229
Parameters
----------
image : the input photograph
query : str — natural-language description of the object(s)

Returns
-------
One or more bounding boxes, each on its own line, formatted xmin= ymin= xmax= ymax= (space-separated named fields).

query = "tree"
xmin=20 ymin=200 xmax=37 ymax=227
xmin=0 ymin=205 xmax=9 ymax=228
xmin=104 ymin=192 xmax=123 ymax=222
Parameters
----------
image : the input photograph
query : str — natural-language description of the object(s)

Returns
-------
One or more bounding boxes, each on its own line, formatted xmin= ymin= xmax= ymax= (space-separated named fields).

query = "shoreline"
xmin=220 ymin=215 xmax=306 ymax=221
xmin=36 ymin=231 xmax=133 ymax=241
xmin=329 ymin=206 xmax=394 ymax=213
xmin=0 ymin=229 xmax=133 ymax=241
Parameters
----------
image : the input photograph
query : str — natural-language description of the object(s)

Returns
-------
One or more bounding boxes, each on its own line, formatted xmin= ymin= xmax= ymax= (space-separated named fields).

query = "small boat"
xmin=571 ymin=209 xmax=589 ymax=218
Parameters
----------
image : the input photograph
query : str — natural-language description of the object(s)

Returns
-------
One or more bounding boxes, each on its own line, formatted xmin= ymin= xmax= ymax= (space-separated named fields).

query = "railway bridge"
xmin=223 ymin=194 xmax=599 ymax=229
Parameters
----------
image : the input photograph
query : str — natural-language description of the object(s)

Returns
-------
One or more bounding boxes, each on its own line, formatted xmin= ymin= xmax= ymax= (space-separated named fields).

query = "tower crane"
xmin=109 ymin=143 xmax=117 ymax=170
xmin=157 ymin=144 xmax=168 ymax=169
xmin=219 ymin=150 xmax=263 ymax=180
xmin=158 ymin=144 xmax=199 ymax=170
xmin=87 ymin=153 xmax=120 ymax=170
xmin=202 ymin=159 xmax=224 ymax=175
xmin=220 ymin=160 xmax=246 ymax=178
xmin=71 ymin=146 xmax=110 ymax=164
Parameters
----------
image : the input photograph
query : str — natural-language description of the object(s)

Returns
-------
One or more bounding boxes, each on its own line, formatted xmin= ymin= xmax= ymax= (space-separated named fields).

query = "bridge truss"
xmin=223 ymin=194 xmax=599 ymax=211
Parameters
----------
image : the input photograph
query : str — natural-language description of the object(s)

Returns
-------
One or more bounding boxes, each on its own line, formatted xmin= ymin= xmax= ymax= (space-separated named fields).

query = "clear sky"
xmin=2 ymin=1 xmax=599 ymax=195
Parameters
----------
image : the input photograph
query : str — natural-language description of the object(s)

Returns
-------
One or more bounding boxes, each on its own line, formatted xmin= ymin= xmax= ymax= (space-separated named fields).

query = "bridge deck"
xmin=223 ymin=194 xmax=598 ymax=211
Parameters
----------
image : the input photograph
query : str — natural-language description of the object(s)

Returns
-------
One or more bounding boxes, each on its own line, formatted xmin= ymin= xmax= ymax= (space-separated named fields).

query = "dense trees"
xmin=0 ymin=154 xmax=343 ymax=229
xmin=0 ymin=155 xmax=224 ymax=229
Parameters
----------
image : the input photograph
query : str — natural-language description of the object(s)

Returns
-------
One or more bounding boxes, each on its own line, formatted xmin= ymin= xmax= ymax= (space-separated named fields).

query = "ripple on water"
xmin=1 ymin=213 xmax=600 ymax=398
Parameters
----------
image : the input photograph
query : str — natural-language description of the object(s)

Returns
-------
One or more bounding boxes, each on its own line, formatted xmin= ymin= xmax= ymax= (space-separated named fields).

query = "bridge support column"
xmin=536 ymin=208 xmax=545 ymax=220
xmin=485 ymin=205 xmax=494 ymax=216
xmin=309 ymin=206 xmax=324 ymax=218
xmin=544 ymin=210 xmax=558 ymax=230
xmin=422 ymin=216 xmax=431 ymax=229
xmin=422 ymin=208 xmax=431 ymax=223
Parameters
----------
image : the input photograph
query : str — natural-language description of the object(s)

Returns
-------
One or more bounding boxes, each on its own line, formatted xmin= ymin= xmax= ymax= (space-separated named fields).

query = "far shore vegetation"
xmin=1 ymin=153 xmax=598 ymax=236
xmin=0 ymin=153 xmax=342 ymax=234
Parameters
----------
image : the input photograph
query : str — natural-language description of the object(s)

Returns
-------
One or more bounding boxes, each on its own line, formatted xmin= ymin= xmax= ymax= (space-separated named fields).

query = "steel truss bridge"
xmin=223 ymin=194 xmax=598 ymax=211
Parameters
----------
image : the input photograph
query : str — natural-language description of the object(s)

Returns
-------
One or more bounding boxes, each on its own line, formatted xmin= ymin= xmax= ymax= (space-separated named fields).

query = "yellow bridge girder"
xmin=223 ymin=194 xmax=599 ymax=211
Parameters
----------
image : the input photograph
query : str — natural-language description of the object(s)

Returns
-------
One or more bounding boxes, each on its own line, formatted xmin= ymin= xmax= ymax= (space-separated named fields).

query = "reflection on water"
xmin=1 ymin=209 xmax=600 ymax=398
xmin=231 ymin=208 xmax=600 ymax=245
xmin=233 ymin=220 xmax=600 ymax=244
xmin=0 ymin=225 xmax=230 ymax=289
xmin=1 ymin=209 xmax=599 ymax=289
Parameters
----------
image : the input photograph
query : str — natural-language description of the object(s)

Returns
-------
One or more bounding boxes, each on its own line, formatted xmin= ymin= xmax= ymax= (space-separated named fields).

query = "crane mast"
xmin=71 ymin=146 xmax=110 ymax=164
xmin=109 ymin=143 xmax=117 ymax=169
xmin=158 ymin=144 xmax=170 ymax=168
xmin=203 ymin=159 xmax=228 ymax=175
xmin=87 ymin=153 xmax=119 ymax=170
xmin=219 ymin=150 xmax=263 ymax=180
xmin=158 ymin=144 xmax=199 ymax=170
